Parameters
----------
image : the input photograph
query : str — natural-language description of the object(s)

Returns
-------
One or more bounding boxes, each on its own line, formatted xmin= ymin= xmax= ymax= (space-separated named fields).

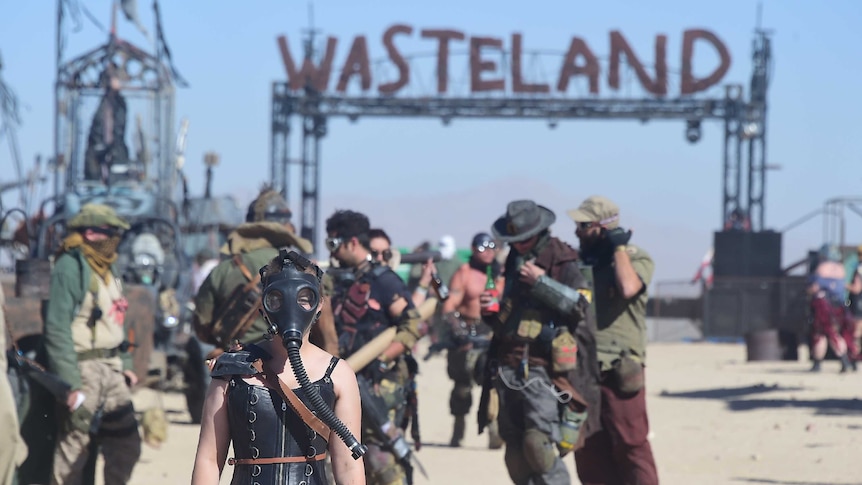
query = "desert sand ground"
xmin=109 ymin=340 xmax=862 ymax=485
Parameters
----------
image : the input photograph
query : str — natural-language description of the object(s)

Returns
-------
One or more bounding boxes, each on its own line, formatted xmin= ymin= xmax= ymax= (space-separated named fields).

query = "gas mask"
xmin=261 ymin=249 xmax=323 ymax=345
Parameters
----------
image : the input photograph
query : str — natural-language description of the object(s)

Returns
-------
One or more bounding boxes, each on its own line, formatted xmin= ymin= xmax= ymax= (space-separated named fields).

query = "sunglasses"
xmin=371 ymin=249 xmax=393 ymax=261
xmin=88 ymin=226 xmax=120 ymax=237
xmin=576 ymin=222 xmax=596 ymax=231
xmin=475 ymin=241 xmax=496 ymax=253
xmin=325 ymin=237 xmax=344 ymax=252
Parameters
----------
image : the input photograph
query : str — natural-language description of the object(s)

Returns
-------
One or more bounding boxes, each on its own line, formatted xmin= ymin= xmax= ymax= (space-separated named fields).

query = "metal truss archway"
xmin=271 ymin=31 xmax=771 ymax=255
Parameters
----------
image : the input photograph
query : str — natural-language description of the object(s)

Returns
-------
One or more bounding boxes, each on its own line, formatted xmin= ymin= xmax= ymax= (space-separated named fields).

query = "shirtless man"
xmin=442 ymin=232 xmax=504 ymax=448
xmin=809 ymin=244 xmax=856 ymax=372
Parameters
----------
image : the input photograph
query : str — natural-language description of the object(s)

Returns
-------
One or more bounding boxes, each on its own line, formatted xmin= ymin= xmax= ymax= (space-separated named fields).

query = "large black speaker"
xmin=713 ymin=230 xmax=782 ymax=277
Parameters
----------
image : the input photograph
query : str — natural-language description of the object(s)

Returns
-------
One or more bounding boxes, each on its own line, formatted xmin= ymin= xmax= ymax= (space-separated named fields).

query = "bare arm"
xmin=442 ymin=265 xmax=467 ymax=314
xmin=330 ymin=362 xmax=366 ymax=485
xmin=614 ymin=248 xmax=644 ymax=299
xmin=410 ymin=259 xmax=435 ymax=307
xmin=191 ymin=379 xmax=231 ymax=485
xmin=849 ymin=273 xmax=862 ymax=294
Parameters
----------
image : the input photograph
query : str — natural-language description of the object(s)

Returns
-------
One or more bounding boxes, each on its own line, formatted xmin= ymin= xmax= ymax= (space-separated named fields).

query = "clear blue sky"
xmin=1 ymin=0 xmax=861 ymax=285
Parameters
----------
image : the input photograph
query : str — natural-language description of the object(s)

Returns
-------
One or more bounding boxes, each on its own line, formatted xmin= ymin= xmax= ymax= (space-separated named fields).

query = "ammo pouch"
xmin=205 ymin=255 xmax=262 ymax=348
xmin=515 ymin=309 xmax=548 ymax=341
xmin=551 ymin=328 xmax=578 ymax=373
xmin=66 ymin=405 xmax=95 ymax=435
xmin=610 ymin=352 xmax=645 ymax=394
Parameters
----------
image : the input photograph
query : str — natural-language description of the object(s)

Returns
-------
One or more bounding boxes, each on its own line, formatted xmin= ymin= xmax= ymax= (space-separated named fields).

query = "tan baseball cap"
xmin=567 ymin=195 xmax=620 ymax=229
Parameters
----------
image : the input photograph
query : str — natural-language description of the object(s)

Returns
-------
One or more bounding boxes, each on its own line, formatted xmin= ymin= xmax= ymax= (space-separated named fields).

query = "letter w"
xmin=277 ymin=35 xmax=337 ymax=92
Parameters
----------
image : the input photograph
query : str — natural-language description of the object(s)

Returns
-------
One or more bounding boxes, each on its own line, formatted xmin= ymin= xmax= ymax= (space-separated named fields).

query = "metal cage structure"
xmin=54 ymin=32 xmax=177 ymax=205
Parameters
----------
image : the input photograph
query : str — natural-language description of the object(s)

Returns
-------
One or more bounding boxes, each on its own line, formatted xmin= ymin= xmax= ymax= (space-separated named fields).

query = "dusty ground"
xmin=106 ymin=341 xmax=862 ymax=485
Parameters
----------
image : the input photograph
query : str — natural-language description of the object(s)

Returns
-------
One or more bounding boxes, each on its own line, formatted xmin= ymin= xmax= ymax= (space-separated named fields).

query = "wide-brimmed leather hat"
xmin=491 ymin=200 xmax=556 ymax=243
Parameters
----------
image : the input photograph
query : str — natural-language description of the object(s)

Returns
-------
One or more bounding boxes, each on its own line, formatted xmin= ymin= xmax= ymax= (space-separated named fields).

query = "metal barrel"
xmin=745 ymin=329 xmax=783 ymax=361
xmin=15 ymin=258 xmax=52 ymax=299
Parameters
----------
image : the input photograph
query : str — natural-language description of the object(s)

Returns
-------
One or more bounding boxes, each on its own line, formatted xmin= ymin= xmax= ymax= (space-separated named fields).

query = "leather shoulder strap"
xmin=261 ymin=368 xmax=332 ymax=441
xmin=232 ymin=254 xmax=256 ymax=282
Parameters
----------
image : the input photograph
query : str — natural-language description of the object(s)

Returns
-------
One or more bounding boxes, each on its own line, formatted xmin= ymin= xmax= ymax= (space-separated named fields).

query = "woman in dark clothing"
xmin=191 ymin=254 xmax=365 ymax=485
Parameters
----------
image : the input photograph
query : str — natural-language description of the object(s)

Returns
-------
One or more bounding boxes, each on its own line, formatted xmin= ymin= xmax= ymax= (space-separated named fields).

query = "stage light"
xmin=685 ymin=119 xmax=702 ymax=144
xmin=742 ymin=122 xmax=760 ymax=138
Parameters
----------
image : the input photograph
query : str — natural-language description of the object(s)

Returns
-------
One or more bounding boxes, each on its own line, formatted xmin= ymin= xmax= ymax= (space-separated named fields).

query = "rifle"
xmin=8 ymin=350 xmax=72 ymax=403
xmin=398 ymin=250 xmax=442 ymax=265
xmin=399 ymin=356 xmax=421 ymax=450
xmin=356 ymin=374 xmax=427 ymax=484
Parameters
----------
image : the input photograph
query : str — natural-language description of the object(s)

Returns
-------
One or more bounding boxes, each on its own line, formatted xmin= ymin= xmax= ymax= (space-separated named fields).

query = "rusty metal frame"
xmin=271 ymin=31 xmax=772 ymax=256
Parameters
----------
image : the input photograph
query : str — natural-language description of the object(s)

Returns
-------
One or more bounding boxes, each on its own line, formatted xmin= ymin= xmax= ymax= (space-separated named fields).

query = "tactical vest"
xmin=332 ymin=265 xmax=391 ymax=358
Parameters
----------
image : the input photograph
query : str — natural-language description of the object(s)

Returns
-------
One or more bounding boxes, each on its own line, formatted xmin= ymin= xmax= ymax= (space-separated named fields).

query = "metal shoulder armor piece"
xmin=210 ymin=344 xmax=271 ymax=378
xmin=531 ymin=275 xmax=584 ymax=317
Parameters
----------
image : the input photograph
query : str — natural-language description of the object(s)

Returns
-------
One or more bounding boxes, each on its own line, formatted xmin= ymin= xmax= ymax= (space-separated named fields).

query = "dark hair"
xmin=368 ymin=228 xmax=391 ymax=245
xmin=325 ymin=210 xmax=370 ymax=249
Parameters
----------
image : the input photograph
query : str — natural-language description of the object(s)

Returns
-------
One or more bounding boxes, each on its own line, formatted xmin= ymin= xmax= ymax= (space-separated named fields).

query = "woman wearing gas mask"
xmin=191 ymin=250 xmax=366 ymax=485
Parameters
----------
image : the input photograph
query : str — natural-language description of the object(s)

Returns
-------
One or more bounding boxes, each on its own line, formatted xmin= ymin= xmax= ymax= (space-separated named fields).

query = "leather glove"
xmin=367 ymin=358 xmax=389 ymax=385
xmin=606 ymin=227 xmax=632 ymax=249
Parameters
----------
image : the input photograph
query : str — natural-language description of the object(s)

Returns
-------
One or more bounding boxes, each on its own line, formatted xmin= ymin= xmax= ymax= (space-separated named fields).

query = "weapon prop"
xmin=356 ymin=374 xmax=428 ymax=483
xmin=398 ymin=250 xmax=442 ymax=265
xmin=9 ymin=350 xmax=71 ymax=403
xmin=401 ymin=379 xmax=422 ymax=450
xmin=345 ymin=297 xmax=437 ymax=371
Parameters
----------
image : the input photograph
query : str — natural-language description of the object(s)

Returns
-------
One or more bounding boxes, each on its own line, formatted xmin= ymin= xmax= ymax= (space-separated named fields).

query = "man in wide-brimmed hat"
xmin=568 ymin=195 xmax=658 ymax=485
xmin=478 ymin=200 xmax=599 ymax=485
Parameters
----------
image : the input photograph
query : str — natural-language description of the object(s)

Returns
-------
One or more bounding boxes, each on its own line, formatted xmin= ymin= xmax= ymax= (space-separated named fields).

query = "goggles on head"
xmin=475 ymin=240 xmax=496 ymax=253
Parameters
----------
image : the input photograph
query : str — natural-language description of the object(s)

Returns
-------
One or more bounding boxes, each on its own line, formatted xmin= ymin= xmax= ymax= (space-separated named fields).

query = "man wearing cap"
xmin=325 ymin=209 xmax=422 ymax=485
xmin=568 ymin=195 xmax=659 ymax=485
xmin=43 ymin=203 xmax=142 ymax=485
xmin=479 ymin=200 xmax=598 ymax=485
xmin=441 ymin=232 xmax=504 ymax=449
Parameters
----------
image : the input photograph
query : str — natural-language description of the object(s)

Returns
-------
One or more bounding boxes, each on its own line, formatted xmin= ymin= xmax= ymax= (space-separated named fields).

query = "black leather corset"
xmin=226 ymin=377 xmax=334 ymax=485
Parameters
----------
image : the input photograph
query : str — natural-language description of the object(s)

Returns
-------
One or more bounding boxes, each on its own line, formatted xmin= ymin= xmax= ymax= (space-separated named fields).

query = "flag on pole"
xmin=120 ymin=0 xmax=149 ymax=38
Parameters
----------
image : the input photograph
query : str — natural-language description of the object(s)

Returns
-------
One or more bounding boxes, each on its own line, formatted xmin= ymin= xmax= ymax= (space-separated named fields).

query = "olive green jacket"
xmin=43 ymin=249 xmax=133 ymax=390
xmin=194 ymin=247 xmax=277 ymax=346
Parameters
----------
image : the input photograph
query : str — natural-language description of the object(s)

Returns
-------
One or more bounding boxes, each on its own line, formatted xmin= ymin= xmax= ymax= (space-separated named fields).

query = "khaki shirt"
xmin=592 ymin=244 xmax=654 ymax=371
xmin=71 ymin=275 xmax=126 ymax=370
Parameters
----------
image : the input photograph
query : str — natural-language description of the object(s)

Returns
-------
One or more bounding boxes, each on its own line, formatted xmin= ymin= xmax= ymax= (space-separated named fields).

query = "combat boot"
xmin=810 ymin=360 xmax=822 ymax=372
xmin=487 ymin=420 xmax=504 ymax=450
xmin=840 ymin=354 xmax=853 ymax=373
xmin=450 ymin=415 xmax=465 ymax=447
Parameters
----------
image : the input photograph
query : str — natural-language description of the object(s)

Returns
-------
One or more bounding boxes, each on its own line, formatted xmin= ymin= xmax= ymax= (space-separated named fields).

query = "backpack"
xmin=195 ymin=255 xmax=262 ymax=348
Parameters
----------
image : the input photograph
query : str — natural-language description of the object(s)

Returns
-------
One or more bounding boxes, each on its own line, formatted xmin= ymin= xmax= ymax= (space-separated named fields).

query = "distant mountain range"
xmin=315 ymin=175 xmax=709 ymax=296
xmin=230 ymin=174 xmax=821 ymax=298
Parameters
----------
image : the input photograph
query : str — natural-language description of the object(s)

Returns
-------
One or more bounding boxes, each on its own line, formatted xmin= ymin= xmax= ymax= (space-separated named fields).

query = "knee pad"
xmin=522 ymin=428 xmax=556 ymax=474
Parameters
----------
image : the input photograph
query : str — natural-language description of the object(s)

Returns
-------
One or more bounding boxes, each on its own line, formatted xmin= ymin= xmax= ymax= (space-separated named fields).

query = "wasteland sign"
xmin=277 ymin=25 xmax=732 ymax=98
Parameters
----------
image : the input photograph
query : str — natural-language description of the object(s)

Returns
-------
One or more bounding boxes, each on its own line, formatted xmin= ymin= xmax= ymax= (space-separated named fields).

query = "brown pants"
xmin=574 ymin=380 xmax=658 ymax=485
xmin=52 ymin=360 xmax=141 ymax=485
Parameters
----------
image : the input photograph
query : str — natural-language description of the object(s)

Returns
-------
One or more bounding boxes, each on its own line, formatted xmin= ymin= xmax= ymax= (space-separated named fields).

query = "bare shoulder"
xmin=331 ymin=359 xmax=358 ymax=396
xmin=453 ymin=263 xmax=470 ymax=280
